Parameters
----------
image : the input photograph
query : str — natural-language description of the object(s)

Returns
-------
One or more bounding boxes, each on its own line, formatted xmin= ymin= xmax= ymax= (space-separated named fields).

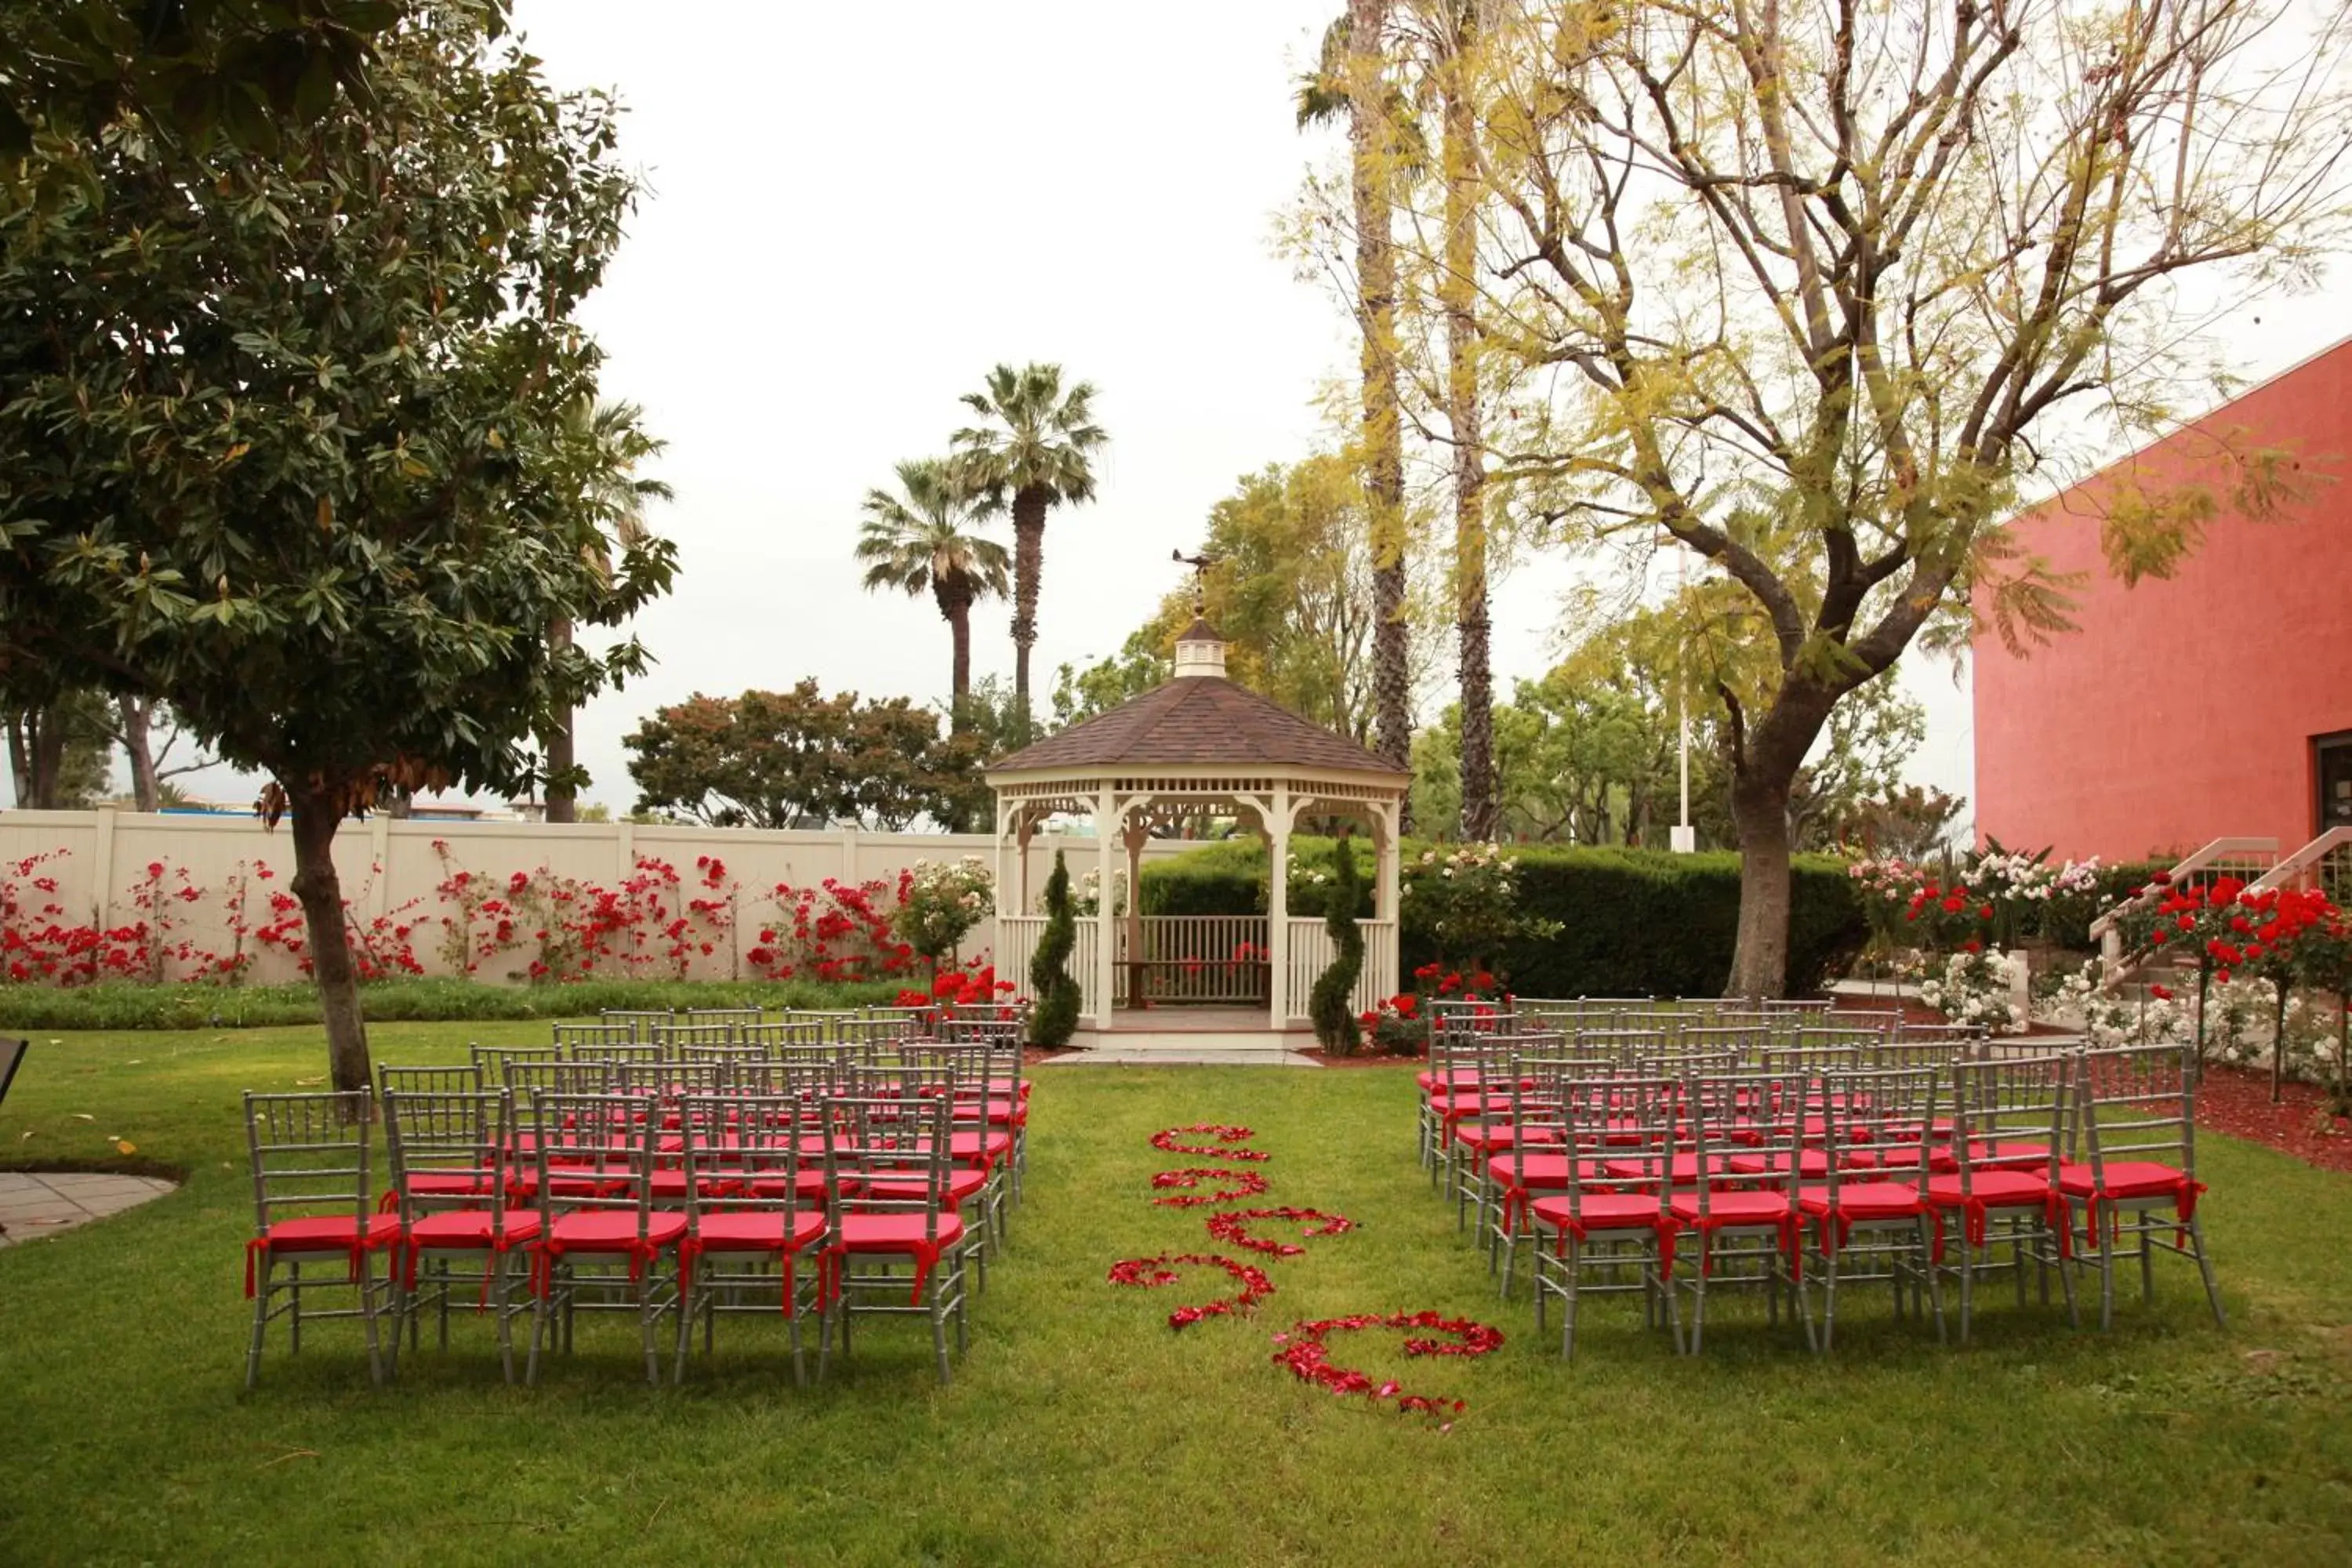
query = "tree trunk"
xmin=285 ymin=781 xmax=372 ymax=1102
xmin=1726 ymin=768 xmax=1795 ymax=1000
xmin=1349 ymin=0 xmax=1411 ymax=789
xmin=936 ymin=578 xmax=975 ymax=724
xmin=1010 ymin=488 xmax=1047 ymax=724
xmin=544 ymin=617 xmax=576 ymax=823
xmin=2271 ymin=979 xmax=2290 ymax=1103
xmin=1442 ymin=1 xmax=1494 ymax=842
xmin=119 ymin=695 xmax=160 ymax=811
xmin=4 ymin=714 xmax=27 ymax=808
xmin=1723 ymin=687 xmax=1837 ymax=999
xmin=25 ymin=706 xmax=64 ymax=810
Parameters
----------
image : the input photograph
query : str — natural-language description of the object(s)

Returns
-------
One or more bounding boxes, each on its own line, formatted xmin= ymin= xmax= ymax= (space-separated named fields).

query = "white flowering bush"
xmin=893 ymin=856 xmax=994 ymax=967
xmin=1055 ymin=866 xmax=1127 ymax=919
xmin=2038 ymin=960 xmax=2193 ymax=1049
xmin=1918 ymin=946 xmax=2031 ymax=1034
xmin=1399 ymin=842 xmax=1560 ymax=975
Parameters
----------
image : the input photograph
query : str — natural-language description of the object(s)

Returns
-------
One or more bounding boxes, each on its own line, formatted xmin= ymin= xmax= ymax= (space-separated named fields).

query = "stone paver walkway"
xmin=0 ymin=1171 xmax=176 ymax=1247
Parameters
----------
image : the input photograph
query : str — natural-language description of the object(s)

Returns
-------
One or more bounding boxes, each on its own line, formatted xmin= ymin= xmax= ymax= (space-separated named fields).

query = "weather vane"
xmin=1171 ymin=547 xmax=1221 ymax=615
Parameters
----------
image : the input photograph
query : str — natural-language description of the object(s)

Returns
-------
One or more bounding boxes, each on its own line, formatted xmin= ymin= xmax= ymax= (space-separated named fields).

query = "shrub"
xmin=1308 ymin=837 xmax=1363 ymax=1052
xmin=1029 ymin=852 xmax=1081 ymax=1047
xmin=1141 ymin=839 xmax=1866 ymax=996
xmin=0 ymin=975 xmax=903 ymax=1032
xmin=893 ymin=856 xmax=995 ymax=969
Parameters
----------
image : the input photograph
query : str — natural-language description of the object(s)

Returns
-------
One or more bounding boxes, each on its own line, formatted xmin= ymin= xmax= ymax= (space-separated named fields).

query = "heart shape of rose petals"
xmin=1150 ymin=1124 xmax=1269 ymax=1162
xmin=1107 ymin=1253 xmax=1277 ymax=1329
xmin=1269 ymin=1311 xmax=1504 ymax=1416
xmin=1203 ymin=1207 xmax=1356 ymax=1257
xmin=1149 ymin=1167 xmax=1272 ymax=1207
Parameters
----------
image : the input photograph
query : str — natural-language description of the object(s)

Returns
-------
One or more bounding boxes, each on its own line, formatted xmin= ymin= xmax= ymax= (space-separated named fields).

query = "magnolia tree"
xmin=0 ymin=16 xmax=673 ymax=1095
xmin=1465 ymin=0 xmax=2352 ymax=995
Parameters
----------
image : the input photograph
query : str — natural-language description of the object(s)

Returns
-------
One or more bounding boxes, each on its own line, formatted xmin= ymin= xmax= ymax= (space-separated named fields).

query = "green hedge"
xmin=0 ymin=976 xmax=905 ymax=1033
xmin=1140 ymin=839 xmax=1865 ymax=997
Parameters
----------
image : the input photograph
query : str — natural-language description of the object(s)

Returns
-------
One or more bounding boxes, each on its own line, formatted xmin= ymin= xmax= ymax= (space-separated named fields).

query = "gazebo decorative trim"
xmin=984 ymin=622 xmax=1408 ymax=1035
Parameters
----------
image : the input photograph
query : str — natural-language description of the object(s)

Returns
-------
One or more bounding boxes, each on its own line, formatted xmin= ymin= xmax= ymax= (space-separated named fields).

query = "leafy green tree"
xmin=855 ymin=457 xmax=1011 ymax=716
xmin=1028 ymin=851 xmax=1081 ymax=1047
xmin=1308 ymin=836 xmax=1365 ymax=1051
xmin=1051 ymin=642 xmax=1169 ymax=730
xmin=951 ymin=364 xmax=1106 ymax=724
xmin=624 ymin=684 xmax=981 ymax=831
xmin=0 ymin=14 xmax=670 ymax=1094
xmin=1475 ymin=0 xmax=2348 ymax=993
xmin=546 ymin=397 xmax=671 ymax=824
xmin=0 ymin=0 xmax=460 ymax=159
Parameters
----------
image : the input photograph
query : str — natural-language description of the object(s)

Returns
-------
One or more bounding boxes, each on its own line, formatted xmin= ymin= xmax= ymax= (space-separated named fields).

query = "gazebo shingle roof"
xmin=988 ymin=677 xmax=1406 ymax=775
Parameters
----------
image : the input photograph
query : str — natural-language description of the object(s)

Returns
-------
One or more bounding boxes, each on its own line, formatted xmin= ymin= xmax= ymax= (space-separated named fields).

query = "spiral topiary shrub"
xmin=1028 ymin=851 xmax=1081 ymax=1047
xmin=1308 ymin=836 xmax=1363 ymax=1052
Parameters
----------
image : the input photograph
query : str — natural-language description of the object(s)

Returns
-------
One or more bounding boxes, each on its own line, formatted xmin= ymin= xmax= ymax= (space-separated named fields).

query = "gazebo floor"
xmin=1051 ymin=1006 xmax=1320 ymax=1067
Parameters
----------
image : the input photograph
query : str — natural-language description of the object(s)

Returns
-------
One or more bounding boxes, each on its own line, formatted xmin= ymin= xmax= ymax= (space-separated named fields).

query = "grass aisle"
xmin=3 ymin=1027 xmax=2352 ymax=1564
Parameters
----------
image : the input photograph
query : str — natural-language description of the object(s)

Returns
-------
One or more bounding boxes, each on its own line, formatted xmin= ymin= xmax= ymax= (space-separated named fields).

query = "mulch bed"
xmin=2194 ymin=1064 xmax=2352 ymax=1174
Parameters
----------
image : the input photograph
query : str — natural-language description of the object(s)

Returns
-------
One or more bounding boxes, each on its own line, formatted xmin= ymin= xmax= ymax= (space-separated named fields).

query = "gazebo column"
xmin=1376 ymin=801 xmax=1401 ymax=1008
xmin=1122 ymin=817 xmax=1150 ymax=1013
xmin=1094 ymin=786 xmax=1120 ymax=1027
xmin=1266 ymin=787 xmax=1292 ymax=1025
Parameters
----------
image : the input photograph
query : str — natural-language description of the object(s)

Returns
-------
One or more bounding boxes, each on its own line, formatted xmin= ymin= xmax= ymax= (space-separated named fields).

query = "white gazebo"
xmin=985 ymin=619 xmax=1409 ymax=1043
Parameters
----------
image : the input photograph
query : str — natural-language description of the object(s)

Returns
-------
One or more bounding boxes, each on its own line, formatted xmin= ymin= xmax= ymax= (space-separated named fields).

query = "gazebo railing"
xmin=1284 ymin=916 xmax=1396 ymax=1022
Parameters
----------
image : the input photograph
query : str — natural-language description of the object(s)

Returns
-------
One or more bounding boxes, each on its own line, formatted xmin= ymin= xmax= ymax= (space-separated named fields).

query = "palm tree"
xmin=855 ymin=458 xmax=1012 ymax=720
xmin=1299 ymin=2 xmax=1414 ymax=787
xmin=546 ymin=398 xmax=671 ymax=824
xmin=950 ymin=363 xmax=1107 ymax=726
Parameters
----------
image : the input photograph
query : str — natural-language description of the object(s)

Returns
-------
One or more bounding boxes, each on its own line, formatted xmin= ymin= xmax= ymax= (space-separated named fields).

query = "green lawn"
xmin=5 ymin=1024 xmax=2351 ymax=1566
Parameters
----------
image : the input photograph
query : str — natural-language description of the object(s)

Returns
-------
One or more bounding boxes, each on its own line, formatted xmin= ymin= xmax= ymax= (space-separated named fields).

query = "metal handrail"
xmin=2248 ymin=827 xmax=2352 ymax=894
xmin=2091 ymin=836 xmax=2278 ymax=980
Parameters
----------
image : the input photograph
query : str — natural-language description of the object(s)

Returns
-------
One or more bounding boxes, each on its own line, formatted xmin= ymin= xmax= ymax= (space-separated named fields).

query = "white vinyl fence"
xmin=0 ymin=808 xmax=1192 ymax=987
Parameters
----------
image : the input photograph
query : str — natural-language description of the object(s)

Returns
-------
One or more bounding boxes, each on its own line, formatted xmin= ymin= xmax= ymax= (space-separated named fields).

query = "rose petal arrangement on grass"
xmin=1105 ymin=1254 xmax=1277 ymax=1329
xmin=1203 ymin=1207 xmax=1357 ymax=1257
xmin=1149 ymin=1124 xmax=1271 ymax=1162
xmin=1269 ymin=1312 xmax=1506 ymax=1416
xmin=1113 ymin=1120 xmax=1497 ymax=1421
xmin=1149 ymin=1167 xmax=1272 ymax=1207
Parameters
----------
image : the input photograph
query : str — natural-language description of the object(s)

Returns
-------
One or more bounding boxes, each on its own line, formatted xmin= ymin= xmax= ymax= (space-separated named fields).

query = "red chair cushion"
xmin=2058 ymin=1160 xmax=2198 ymax=1203
xmin=1454 ymin=1123 xmax=1563 ymax=1152
xmin=862 ymin=1168 xmax=989 ymax=1206
xmin=1530 ymin=1193 xmax=1666 ymax=1232
xmin=1616 ymin=1152 xmax=1740 ymax=1185
xmin=1795 ymin=1182 xmax=1925 ymax=1219
xmin=1727 ymin=1149 xmax=1835 ymax=1179
xmin=1668 ymin=1190 xmax=1791 ymax=1224
xmin=1965 ymin=1140 xmax=2055 ymax=1171
xmin=408 ymin=1209 xmax=541 ymax=1247
xmin=546 ymin=1210 xmax=688 ymax=1251
xmin=1926 ymin=1171 xmax=2053 ymax=1209
xmin=1488 ymin=1154 xmax=1625 ymax=1192
xmin=834 ymin=1212 xmax=967 ymax=1254
xmin=691 ymin=1211 xmax=825 ymax=1253
xmin=260 ymin=1214 xmax=402 ymax=1252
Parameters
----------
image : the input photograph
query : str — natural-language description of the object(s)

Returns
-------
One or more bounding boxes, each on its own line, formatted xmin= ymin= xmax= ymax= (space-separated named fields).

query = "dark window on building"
xmin=2318 ymin=731 xmax=2352 ymax=834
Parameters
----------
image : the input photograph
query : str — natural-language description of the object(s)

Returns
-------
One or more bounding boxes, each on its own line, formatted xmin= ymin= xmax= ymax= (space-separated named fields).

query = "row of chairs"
xmin=1414 ymin=1014 xmax=2222 ymax=1356
xmin=243 ymin=1038 xmax=1029 ymax=1388
xmin=583 ymin=1005 xmax=1022 ymax=1047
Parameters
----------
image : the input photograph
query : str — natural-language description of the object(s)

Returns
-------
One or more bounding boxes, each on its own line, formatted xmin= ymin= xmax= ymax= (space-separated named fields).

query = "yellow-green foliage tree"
xmin=1468 ymin=0 xmax=2350 ymax=994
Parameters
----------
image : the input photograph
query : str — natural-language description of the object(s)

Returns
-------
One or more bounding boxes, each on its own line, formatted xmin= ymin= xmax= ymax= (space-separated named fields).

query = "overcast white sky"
xmin=39 ymin=1 xmax=2347 ymax=821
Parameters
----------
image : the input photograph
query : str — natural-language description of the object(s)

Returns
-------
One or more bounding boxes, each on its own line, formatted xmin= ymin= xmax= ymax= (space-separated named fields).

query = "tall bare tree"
xmin=546 ymin=397 xmax=670 ymax=824
xmin=1475 ymin=0 xmax=2351 ymax=993
xmin=1302 ymin=5 xmax=1417 ymax=784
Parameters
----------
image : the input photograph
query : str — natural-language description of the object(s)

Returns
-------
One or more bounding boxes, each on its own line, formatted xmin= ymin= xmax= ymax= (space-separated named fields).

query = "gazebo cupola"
xmin=984 ymin=614 xmax=1409 ymax=1040
xmin=1171 ymin=617 xmax=1229 ymax=679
